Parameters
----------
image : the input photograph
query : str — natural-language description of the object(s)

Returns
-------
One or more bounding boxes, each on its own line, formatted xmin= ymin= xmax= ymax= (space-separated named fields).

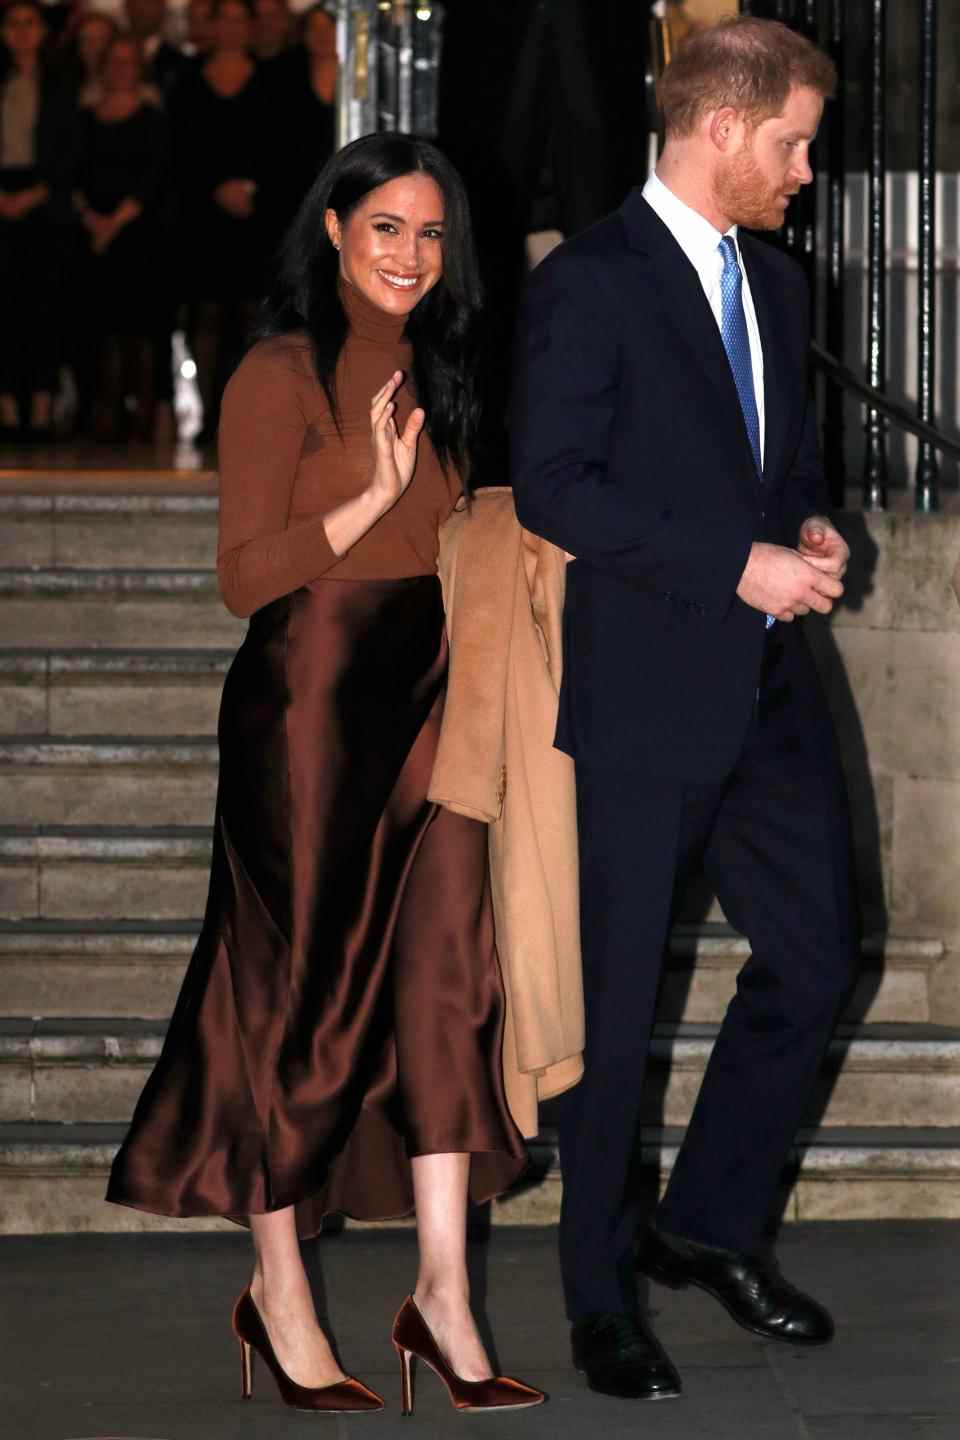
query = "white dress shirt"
xmin=641 ymin=170 xmax=766 ymax=466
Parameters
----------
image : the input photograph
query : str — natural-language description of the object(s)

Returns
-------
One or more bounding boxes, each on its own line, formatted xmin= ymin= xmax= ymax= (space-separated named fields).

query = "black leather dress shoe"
xmin=640 ymin=1226 xmax=834 ymax=1346
xmin=571 ymin=1311 xmax=682 ymax=1400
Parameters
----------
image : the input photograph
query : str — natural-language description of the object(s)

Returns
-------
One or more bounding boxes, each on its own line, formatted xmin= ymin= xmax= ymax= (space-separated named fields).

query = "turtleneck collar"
xmin=338 ymin=277 xmax=410 ymax=346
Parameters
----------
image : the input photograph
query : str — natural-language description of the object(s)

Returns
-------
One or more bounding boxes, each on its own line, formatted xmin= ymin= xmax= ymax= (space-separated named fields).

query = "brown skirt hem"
xmin=106 ymin=1144 xmax=528 ymax=1239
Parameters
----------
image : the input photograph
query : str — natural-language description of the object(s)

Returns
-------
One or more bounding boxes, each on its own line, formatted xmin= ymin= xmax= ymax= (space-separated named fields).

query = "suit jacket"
xmin=511 ymin=186 xmax=830 ymax=781
xmin=430 ymin=489 xmax=583 ymax=1138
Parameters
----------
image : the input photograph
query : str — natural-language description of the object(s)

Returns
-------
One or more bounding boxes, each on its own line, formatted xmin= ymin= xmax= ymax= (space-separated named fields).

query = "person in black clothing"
xmin=259 ymin=2 xmax=335 ymax=257
xmin=74 ymin=34 xmax=169 ymax=441
xmin=512 ymin=17 xmax=852 ymax=1402
xmin=170 ymin=0 xmax=267 ymax=442
xmin=0 ymin=0 xmax=75 ymax=441
xmin=57 ymin=10 xmax=123 ymax=434
xmin=183 ymin=0 xmax=215 ymax=61
xmin=124 ymin=0 xmax=186 ymax=98
xmin=123 ymin=0 xmax=183 ymax=441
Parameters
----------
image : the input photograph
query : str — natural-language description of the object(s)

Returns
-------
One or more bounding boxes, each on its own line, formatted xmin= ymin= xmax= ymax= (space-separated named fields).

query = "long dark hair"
xmin=258 ymin=132 xmax=483 ymax=484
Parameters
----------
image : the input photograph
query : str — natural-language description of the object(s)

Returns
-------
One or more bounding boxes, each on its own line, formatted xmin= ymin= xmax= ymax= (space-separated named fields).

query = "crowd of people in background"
xmin=0 ymin=0 xmax=337 ymax=445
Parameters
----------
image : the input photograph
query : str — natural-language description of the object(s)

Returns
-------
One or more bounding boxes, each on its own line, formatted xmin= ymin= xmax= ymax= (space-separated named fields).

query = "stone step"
xmin=0 ymin=922 xmax=941 ymax=1025
xmin=0 ymin=467 xmax=217 ymax=496
xmin=0 ymin=827 xmax=211 ymax=922
xmin=0 ymin=738 xmax=218 ymax=827
xmin=0 ymin=570 xmax=244 ymax=649
xmin=498 ymin=1125 xmax=960 ymax=1227
xmin=649 ymin=1022 xmax=960 ymax=1130
xmin=0 ymin=650 xmax=231 ymax=736
xmin=2 ymin=1018 xmax=956 ymax=1130
xmin=0 ymin=493 xmax=219 ymax=571
xmin=662 ymin=928 xmax=943 ymax=1026
xmin=0 ymin=923 xmax=196 ymax=1019
xmin=1 ymin=1121 xmax=956 ymax=1232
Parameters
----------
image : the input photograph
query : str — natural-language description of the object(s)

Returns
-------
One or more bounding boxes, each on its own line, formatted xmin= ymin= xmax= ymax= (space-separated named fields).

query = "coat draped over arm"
xmin=430 ymin=488 xmax=583 ymax=1139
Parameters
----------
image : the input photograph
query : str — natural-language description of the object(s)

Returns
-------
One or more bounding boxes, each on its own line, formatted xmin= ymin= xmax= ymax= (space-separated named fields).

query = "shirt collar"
xmin=641 ymin=170 xmax=738 ymax=278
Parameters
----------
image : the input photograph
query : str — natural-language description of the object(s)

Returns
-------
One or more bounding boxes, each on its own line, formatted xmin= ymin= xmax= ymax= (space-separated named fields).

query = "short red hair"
xmin=658 ymin=16 xmax=837 ymax=138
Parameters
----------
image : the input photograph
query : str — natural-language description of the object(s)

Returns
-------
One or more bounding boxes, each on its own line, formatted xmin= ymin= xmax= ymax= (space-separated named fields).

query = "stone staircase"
xmin=1 ymin=482 xmax=958 ymax=1233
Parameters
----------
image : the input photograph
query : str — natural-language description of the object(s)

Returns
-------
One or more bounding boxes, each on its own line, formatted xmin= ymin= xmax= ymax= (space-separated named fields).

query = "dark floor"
xmin=3 ymin=1223 xmax=958 ymax=1440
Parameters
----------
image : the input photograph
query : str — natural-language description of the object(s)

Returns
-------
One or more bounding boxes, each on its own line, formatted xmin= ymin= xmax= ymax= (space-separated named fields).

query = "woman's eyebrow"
xmin=369 ymin=212 xmax=445 ymax=227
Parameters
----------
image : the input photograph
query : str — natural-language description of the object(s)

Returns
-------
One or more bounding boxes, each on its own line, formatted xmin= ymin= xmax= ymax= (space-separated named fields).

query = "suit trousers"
xmin=557 ymin=626 xmax=857 ymax=1320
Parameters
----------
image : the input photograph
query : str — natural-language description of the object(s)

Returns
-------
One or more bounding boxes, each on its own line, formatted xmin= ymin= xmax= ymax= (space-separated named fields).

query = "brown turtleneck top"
xmin=216 ymin=280 xmax=462 ymax=619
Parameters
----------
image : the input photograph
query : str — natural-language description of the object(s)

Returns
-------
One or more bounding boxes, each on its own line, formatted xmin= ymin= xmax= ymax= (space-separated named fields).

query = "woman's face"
xmin=1 ymin=5 xmax=46 ymax=63
xmin=78 ymin=15 xmax=115 ymax=73
xmin=326 ymin=172 xmax=445 ymax=320
xmin=102 ymin=37 xmax=142 ymax=92
xmin=304 ymin=9 xmax=335 ymax=61
xmin=254 ymin=0 xmax=288 ymax=54
xmin=213 ymin=0 xmax=252 ymax=54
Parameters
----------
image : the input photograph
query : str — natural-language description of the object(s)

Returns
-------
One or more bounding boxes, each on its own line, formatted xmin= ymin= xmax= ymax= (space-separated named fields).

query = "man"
xmin=511 ymin=17 xmax=855 ymax=1401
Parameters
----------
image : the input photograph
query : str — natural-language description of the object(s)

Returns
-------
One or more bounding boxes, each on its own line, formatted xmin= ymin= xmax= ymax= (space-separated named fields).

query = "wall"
xmin=807 ymin=498 xmax=960 ymax=1021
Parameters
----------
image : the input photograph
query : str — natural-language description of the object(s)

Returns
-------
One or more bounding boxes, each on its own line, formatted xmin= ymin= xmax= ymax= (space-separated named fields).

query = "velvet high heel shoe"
xmin=392 ymin=1295 xmax=545 ymax=1414
xmin=232 ymin=1288 xmax=384 ymax=1413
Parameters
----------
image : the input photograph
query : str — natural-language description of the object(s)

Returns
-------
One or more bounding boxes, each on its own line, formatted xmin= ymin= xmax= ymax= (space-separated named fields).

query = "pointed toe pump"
xmin=232 ymin=1289 xmax=384 ymax=1413
xmin=391 ymin=1295 xmax=545 ymax=1415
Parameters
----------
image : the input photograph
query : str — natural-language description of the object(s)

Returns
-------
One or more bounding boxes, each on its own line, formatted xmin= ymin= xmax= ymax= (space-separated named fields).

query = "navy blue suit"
xmin=511 ymin=189 xmax=856 ymax=1320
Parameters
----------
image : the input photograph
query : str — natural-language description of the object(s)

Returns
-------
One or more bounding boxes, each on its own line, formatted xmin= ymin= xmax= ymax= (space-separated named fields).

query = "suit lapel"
xmin=620 ymin=191 xmax=762 ymax=490
xmin=739 ymin=234 xmax=794 ymax=488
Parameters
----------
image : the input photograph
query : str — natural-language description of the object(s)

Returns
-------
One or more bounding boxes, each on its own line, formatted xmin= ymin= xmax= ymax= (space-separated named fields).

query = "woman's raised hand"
xmin=367 ymin=371 xmax=425 ymax=510
xmin=322 ymin=372 xmax=426 ymax=558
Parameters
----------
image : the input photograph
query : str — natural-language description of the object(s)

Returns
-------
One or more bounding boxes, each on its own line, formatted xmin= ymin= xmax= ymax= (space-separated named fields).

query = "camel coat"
xmin=429 ymin=487 xmax=583 ymax=1139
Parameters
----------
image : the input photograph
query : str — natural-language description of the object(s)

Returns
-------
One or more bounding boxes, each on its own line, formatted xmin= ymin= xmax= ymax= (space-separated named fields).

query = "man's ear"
xmin=707 ymin=106 xmax=742 ymax=153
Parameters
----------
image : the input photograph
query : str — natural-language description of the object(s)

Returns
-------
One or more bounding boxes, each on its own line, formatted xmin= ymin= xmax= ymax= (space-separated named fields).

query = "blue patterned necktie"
xmin=718 ymin=234 xmax=762 ymax=475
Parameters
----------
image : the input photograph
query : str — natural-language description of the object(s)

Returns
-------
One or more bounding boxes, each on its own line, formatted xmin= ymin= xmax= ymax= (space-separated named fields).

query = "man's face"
xmin=714 ymin=84 xmax=823 ymax=231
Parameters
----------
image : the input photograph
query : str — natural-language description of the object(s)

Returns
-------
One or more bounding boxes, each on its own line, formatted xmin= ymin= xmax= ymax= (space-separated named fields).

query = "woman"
xmin=74 ymin=35 xmax=169 ymax=440
xmin=59 ymin=10 xmax=119 ymax=104
xmin=107 ymin=133 xmax=544 ymax=1418
xmin=0 ymin=0 xmax=74 ymax=440
xmin=169 ymin=0 xmax=268 ymax=444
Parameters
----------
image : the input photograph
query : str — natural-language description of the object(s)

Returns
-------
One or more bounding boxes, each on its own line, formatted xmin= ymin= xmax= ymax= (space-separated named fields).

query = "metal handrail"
xmin=811 ymin=342 xmax=960 ymax=465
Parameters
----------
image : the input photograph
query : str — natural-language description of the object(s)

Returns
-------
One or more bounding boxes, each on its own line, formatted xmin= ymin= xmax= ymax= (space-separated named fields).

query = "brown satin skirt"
xmin=106 ymin=575 xmax=527 ymax=1235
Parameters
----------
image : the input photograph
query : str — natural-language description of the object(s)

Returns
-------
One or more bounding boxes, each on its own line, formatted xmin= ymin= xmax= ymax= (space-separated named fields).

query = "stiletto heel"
xmin=395 ymin=1342 xmax=415 ymax=1416
xmin=391 ymin=1295 xmax=545 ymax=1413
xmin=240 ymin=1338 xmax=254 ymax=1399
xmin=231 ymin=1289 xmax=384 ymax=1412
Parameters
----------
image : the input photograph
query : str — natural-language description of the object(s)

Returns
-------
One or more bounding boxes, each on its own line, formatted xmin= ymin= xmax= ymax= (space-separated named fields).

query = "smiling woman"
xmin=260 ymin=130 xmax=483 ymax=481
xmin=105 ymin=131 xmax=543 ymax=1418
